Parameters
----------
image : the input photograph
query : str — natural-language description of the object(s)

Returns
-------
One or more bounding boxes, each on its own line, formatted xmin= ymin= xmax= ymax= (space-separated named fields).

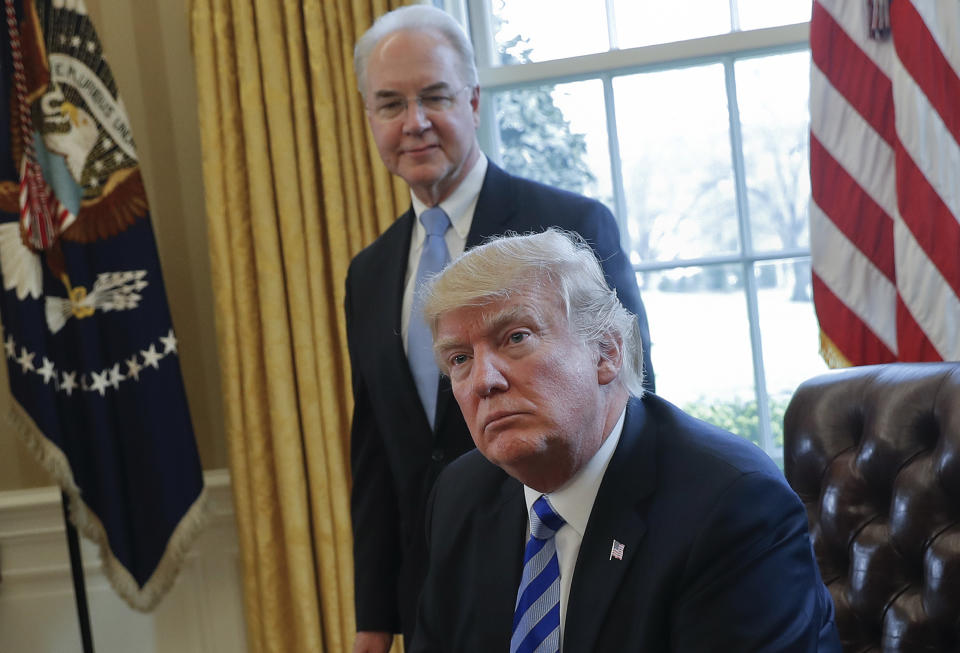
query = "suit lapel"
xmin=563 ymin=398 xmax=656 ymax=653
xmin=474 ymin=475 xmax=526 ymax=650
xmin=378 ymin=208 xmax=436 ymax=435
xmin=465 ymin=163 xmax=517 ymax=248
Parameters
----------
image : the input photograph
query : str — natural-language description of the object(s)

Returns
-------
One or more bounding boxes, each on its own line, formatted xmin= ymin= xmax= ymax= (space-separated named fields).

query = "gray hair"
xmin=423 ymin=229 xmax=645 ymax=397
xmin=354 ymin=5 xmax=479 ymax=98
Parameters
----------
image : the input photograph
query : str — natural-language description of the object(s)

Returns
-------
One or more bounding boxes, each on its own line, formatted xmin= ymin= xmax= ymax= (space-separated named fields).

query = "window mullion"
xmin=466 ymin=0 xmax=502 ymax=165
xmin=605 ymin=0 xmax=618 ymax=51
xmin=725 ymin=58 xmax=773 ymax=455
xmin=602 ymin=74 xmax=629 ymax=244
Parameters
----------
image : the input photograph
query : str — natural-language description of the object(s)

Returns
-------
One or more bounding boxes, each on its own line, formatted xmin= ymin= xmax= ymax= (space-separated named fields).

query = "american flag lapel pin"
xmin=609 ymin=539 xmax=625 ymax=561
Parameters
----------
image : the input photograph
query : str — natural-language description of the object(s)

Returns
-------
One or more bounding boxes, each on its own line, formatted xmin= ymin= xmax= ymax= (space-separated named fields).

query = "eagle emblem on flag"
xmin=0 ymin=0 xmax=205 ymax=611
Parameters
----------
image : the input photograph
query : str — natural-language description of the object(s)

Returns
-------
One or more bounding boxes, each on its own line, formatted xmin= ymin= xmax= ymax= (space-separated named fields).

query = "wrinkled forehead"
xmin=436 ymin=283 xmax=566 ymax=337
xmin=367 ymin=28 xmax=465 ymax=91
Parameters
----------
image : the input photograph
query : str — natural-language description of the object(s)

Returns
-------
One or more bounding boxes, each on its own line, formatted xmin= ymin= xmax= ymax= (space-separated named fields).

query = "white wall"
xmin=0 ymin=470 xmax=246 ymax=653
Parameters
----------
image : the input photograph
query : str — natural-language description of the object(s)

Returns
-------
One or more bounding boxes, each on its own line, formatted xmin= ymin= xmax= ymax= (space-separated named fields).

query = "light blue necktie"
xmin=408 ymin=206 xmax=451 ymax=429
xmin=511 ymin=495 xmax=565 ymax=653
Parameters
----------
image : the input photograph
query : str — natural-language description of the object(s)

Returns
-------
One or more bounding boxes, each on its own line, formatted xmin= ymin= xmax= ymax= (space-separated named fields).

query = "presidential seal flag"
xmin=0 ymin=0 xmax=205 ymax=610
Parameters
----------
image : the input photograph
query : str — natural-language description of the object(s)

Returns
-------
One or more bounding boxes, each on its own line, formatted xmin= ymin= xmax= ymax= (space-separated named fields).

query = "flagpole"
xmin=61 ymin=492 xmax=96 ymax=653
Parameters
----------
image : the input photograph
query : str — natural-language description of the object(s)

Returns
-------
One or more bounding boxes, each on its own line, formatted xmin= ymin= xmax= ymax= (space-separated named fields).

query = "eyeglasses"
xmin=368 ymin=85 xmax=472 ymax=121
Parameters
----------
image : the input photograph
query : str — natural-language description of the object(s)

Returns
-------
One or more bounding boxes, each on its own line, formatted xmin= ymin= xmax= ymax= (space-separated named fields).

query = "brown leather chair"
xmin=784 ymin=362 xmax=960 ymax=652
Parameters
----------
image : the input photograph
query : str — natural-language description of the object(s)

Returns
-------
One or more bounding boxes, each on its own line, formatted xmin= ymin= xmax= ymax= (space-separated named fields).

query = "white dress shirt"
xmin=400 ymin=155 xmax=488 ymax=350
xmin=522 ymin=407 xmax=627 ymax=649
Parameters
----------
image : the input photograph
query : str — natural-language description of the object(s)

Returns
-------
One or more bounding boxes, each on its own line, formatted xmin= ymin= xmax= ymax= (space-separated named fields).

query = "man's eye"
xmin=508 ymin=332 xmax=528 ymax=344
xmin=450 ymin=354 xmax=469 ymax=366
xmin=421 ymin=95 xmax=452 ymax=109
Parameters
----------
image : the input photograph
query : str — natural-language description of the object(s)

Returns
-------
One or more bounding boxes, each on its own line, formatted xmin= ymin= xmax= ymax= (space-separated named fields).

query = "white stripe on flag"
xmin=810 ymin=200 xmax=898 ymax=352
xmin=810 ymin=66 xmax=897 ymax=218
xmin=910 ymin=1 xmax=960 ymax=80
xmin=892 ymin=59 xmax=960 ymax=223
xmin=894 ymin=219 xmax=960 ymax=360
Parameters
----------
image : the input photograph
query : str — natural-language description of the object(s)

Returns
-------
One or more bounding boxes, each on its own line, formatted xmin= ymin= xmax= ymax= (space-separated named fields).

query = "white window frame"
xmin=446 ymin=0 xmax=813 ymax=458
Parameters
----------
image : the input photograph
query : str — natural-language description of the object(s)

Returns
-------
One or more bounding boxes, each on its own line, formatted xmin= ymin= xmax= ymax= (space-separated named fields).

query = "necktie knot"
xmin=420 ymin=206 xmax=450 ymax=238
xmin=529 ymin=495 xmax=565 ymax=540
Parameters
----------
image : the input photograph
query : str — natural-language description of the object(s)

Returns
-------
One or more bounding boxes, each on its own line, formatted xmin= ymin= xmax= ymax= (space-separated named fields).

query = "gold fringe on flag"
xmin=819 ymin=330 xmax=852 ymax=369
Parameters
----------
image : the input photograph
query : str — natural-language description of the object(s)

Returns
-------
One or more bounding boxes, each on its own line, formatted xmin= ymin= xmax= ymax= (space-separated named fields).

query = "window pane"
xmin=736 ymin=52 xmax=811 ymax=253
xmin=490 ymin=0 xmax=609 ymax=64
xmin=492 ymin=80 xmax=613 ymax=203
xmin=614 ymin=0 xmax=731 ymax=49
xmin=640 ymin=265 xmax=760 ymax=444
xmin=737 ymin=0 xmax=812 ymax=31
xmin=614 ymin=65 xmax=738 ymax=264
xmin=755 ymin=258 xmax=828 ymax=447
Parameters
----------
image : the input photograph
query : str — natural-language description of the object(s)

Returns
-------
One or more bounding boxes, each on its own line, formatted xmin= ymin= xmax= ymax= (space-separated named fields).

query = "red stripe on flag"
xmin=812 ymin=273 xmax=896 ymax=365
xmin=896 ymin=295 xmax=943 ymax=361
xmin=810 ymin=135 xmax=895 ymax=281
xmin=894 ymin=145 xmax=960 ymax=298
xmin=810 ymin=1 xmax=896 ymax=145
xmin=891 ymin=0 xmax=960 ymax=146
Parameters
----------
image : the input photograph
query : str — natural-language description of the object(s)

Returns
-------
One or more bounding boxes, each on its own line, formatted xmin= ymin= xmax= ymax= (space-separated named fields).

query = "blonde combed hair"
xmin=423 ymin=229 xmax=645 ymax=396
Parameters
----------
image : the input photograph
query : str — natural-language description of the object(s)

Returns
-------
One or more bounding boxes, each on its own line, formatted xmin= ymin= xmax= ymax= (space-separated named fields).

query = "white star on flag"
xmin=61 ymin=371 xmax=78 ymax=397
xmin=5 ymin=335 xmax=15 ymax=358
xmin=126 ymin=355 xmax=143 ymax=381
xmin=17 ymin=348 xmax=35 ymax=373
xmin=141 ymin=344 xmax=162 ymax=369
xmin=160 ymin=329 xmax=178 ymax=355
xmin=38 ymin=357 xmax=57 ymax=384
xmin=90 ymin=369 xmax=110 ymax=396
xmin=108 ymin=363 xmax=125 ymax=390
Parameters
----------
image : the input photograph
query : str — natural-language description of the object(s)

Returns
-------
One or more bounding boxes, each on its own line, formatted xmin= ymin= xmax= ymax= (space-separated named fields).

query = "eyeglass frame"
xmin=365 ymin=84 xmax=474 ymax=122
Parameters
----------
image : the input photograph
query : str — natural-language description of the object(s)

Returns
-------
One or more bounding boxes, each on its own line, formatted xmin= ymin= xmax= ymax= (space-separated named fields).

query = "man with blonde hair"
xmin=411 ymin=229 xmax=840 ymax=652
xmin=346 ymin=6 xmax=654 ymax=652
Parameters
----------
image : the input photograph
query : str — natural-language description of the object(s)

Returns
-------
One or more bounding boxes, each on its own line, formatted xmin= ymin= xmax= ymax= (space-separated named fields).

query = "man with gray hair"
xmin=346 ymin=6 xmax=654 ymax=652
xmin=412 ymin=230 xmax=840 ymax=652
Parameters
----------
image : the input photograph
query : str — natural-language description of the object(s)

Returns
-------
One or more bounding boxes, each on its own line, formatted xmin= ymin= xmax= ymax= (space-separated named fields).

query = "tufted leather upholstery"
xmin=784 ymin=362 xmax=960 ymax=652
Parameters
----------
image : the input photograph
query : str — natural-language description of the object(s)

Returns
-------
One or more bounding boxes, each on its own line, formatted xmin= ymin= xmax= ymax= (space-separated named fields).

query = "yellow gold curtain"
xmin=190 ymin=0 xmax=408 ymax=650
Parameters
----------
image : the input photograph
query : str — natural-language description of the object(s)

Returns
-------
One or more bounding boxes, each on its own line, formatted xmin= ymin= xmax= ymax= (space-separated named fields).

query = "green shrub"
xmin=682 ymin=395 xmax=790 ymax=449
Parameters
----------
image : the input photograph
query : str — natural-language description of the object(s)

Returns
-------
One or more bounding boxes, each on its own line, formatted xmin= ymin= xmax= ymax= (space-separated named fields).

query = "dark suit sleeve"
xmin=672 ymin=471 xmax=841 ymax=652
xmin=346 ymin=269 xmax=402 ymax=634
xmin=575 ymin=202 xmax=656 ymax=393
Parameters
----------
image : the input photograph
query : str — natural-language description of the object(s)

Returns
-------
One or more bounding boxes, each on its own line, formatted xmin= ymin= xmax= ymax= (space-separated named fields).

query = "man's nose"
xmin=471 ymin=349 xmax=508 ymax=397
xmin=401 ymin=99 xmax=431 ymax=134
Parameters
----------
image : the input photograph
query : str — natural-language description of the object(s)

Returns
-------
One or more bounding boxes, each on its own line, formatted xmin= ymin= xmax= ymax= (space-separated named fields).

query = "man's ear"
xmin=470 ymin=85 xmax=481 ymax=127
xmin=597 ymin=332 xmax=623 ymax=386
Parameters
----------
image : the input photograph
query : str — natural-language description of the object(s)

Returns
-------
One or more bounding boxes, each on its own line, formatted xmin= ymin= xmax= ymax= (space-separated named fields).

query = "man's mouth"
xmin=402 ymin=144 xmax=438 ymax=156
xmin=483 ymin=410 xmax=524 ymax=431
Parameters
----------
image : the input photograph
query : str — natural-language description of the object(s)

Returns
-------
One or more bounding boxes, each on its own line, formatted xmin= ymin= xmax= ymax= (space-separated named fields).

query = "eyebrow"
xmin=373 ymin=82 xmax=453 ymax=100
xmin=433 ymin=304 xmax=542 ymax=355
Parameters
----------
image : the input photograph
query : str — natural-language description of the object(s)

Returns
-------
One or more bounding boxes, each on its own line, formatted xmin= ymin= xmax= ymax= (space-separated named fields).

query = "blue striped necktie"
xmin=512 ymin=495 xmax=565 ymax=653
xmin=408 ymin=206 xmax=451 ymax=429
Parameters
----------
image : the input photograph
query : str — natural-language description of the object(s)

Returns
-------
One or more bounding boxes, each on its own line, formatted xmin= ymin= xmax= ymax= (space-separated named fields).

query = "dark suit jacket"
xmin=345 ymin=162 xmax=655 ymax=641
xmin=411 ymin=394 xmax=842 ymax=652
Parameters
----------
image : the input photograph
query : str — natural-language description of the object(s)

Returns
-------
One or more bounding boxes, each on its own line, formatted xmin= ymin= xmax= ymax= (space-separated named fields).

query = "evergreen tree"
xmin=494 ymin=33 xmax=596 ymax=195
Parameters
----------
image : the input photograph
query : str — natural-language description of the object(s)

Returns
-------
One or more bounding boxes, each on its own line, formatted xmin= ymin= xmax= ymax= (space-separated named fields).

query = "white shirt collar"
xmin=410 ymin=153 xmax=486 ymax=243
xmin=523 ymin=405 xmax=628 ymax=537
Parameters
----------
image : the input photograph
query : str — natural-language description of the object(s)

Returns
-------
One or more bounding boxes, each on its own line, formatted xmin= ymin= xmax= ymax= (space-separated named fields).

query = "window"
xmin=449 ymin=0 xmax=825 ymax=462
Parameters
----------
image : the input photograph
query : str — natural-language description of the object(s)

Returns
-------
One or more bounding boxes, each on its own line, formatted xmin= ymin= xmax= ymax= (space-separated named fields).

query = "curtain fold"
xmin=190 ymin=0 xmax=408 ymax=650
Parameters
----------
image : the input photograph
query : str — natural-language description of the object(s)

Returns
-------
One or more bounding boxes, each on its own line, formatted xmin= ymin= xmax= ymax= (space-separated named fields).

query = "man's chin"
xmin=480 ymin=435 xmax=543 ymax=472
xmin=401 ymin=166 xmax=446 ymax=187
